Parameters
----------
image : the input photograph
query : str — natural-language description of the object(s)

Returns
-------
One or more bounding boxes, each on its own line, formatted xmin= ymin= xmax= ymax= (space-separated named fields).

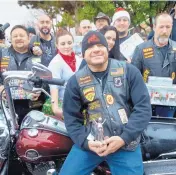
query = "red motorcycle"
xmin=1 ymin=63 xmax=176 ymax=175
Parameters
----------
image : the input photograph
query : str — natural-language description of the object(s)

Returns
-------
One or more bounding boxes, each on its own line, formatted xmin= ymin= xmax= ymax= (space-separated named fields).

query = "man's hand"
xmin=29 ymin=92 xmax=41 ymax=101
xmin=88 ymin=140 xmax=107 ymax=156
xmin=52 ymin=106 xmax=63 ymax=119
xmin=126 ymin=58 xmax=132 ymax=63
xmin=32 ymin=46 xmax=43 ymax=56
xmin=99 ymin=136 xmax=125 ymax=157
xmin=0 ymin=85 xmax=6 ymax=99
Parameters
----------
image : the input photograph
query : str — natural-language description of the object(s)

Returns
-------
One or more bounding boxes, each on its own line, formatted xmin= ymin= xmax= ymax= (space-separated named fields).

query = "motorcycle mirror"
xmin=32 ymin=63 xmax=52 ymax=79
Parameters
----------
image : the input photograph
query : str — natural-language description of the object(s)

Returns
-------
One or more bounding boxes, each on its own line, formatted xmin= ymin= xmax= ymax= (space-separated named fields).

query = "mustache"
xmin=159 ymin=35 xmax=169 ymax=38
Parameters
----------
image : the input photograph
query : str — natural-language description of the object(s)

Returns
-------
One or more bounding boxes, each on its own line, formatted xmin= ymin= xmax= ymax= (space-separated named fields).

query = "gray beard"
xmin=157 ymin=36 xmax=169 ymax=45
xmin=118 ymin=31 xmax=127 ymax=37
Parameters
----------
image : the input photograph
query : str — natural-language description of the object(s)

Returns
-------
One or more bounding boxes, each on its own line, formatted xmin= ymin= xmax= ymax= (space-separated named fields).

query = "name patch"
xmin=88 ymin=100 xmax=101 ymax=110
xmin=89 ymin=113 xmax=102 ymax=121
xmin=143 ymin=47 xmax=154 ymax=58
xmin=79 ymin=76 xmax=92 ymax=85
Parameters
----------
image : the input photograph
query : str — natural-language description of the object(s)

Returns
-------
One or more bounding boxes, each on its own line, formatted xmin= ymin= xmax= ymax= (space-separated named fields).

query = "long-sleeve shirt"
xmin=63 ymin=60 xmax=151 ymax=150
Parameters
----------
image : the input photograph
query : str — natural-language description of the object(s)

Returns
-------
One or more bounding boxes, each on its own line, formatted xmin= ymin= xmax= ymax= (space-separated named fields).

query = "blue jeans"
xmin=59 ymin=144 xmax=143 ymax=175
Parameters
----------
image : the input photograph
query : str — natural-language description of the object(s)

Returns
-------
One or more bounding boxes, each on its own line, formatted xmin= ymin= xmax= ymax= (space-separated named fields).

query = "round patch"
xmin=106 ymin=95 xmax=114 ymax=105
xmin=171 ymin=72 xmax=175 ymax=80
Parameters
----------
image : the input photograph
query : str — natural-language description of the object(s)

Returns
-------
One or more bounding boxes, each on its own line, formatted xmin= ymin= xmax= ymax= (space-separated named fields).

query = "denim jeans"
xmin=59 ymin=144 xmax=143 ymax=175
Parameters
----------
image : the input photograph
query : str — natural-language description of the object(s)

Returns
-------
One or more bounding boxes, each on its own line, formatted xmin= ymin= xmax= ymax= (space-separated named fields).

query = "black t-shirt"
xmin=40 ymin=38 xmax=53 ymax=66
xmin=158 ymin=44 xmax=169 ymax=62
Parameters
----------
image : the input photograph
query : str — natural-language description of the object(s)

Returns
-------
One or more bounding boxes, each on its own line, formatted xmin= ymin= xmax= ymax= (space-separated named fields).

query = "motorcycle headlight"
xmin=28 ymin=128 xmax=38 ymax=137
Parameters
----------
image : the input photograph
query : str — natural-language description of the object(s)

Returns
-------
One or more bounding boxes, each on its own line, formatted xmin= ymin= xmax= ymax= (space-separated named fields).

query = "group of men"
xmin=0 ymin=14 xmax=57 ymax=123
xmin=60 ymin=10 xmax=176 ymax=175
xmin=0 ymin=7 xmax=176 ymax=175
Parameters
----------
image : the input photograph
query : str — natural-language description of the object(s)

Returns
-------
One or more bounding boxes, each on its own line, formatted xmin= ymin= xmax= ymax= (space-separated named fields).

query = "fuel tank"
xmin=16 ymin=110 xmax=73 ymax=163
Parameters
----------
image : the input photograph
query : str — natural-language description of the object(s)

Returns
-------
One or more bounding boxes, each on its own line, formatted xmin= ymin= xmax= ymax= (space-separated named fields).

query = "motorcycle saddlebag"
xmin=141 ymin=117 xmax=176 ymax=161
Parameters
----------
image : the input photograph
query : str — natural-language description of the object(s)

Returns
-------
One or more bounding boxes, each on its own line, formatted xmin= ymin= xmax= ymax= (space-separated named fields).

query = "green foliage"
xmin=114 ymin=0 xmax=175 ymax=26
xmin=18 ymin=0 xmax=176 ymax=28
xmin=56 ymin=12 xmax=75 ymax=28
xmin=77 ymin=1 xmax=115 ymax=22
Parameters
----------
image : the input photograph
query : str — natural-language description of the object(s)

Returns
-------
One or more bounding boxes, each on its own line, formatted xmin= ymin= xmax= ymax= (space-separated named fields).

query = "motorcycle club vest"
xmin=0 ymin=47 xmax=41 ymax=72
xmin=0 ymin=47 xmax=41 ymax=85
xmin=140 ymin=39 xmax=176 ymax=84
xmin=75 ymin=59 xmax=140 ymax=151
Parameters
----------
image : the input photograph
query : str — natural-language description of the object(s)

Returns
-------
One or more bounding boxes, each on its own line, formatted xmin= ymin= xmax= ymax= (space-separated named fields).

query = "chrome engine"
xmin=0 ymin=109 xmax=10 ymax=170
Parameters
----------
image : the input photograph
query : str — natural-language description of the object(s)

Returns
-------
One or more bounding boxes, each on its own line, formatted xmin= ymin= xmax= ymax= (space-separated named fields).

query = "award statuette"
xmin=92 ymin=117 xmax=106 ymax=141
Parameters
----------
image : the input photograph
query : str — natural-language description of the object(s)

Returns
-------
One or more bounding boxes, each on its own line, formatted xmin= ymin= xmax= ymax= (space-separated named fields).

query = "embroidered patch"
xmin=89 ymin=113 xmax=102 ymax=121
xmin=143 ymin=47 xmax=154 ymax=58
xmin=106 ymin=94 xmax=114 ymax=105
xmin=172 ymin=72 xmax=175 ymax=80
xmin=118 ymin=108 xmax=128 ymax=124
xmin=0 ymin=56 xmax=10 ymax=72
xmin=32 ymin=57 xmax=41 ymax=63
xmin=33 ymin=42 xmax=40 ymax=46
xmin=113 ymin=77 xmax=123 ymax=87
xmin=83 ymin=87 xmax=95 ymax=102
xmin=79 ymin=76 xmax=92 ymax=85
xmin=88 ymin=34 xmax=100 ymax=44
xmin=110 ymin=68 xmax=124 ymax=76
xmin=143 ymin=69 xmax=150 ymax=83
xmin=88 ymin=100 xmax=101 ymax=110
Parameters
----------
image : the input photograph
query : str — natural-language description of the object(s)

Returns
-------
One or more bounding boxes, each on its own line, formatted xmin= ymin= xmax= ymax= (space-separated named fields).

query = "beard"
xmin=118 ymin=31 xmax=127 ymax=37
xmin=40 ymin=27 xmax=50 ymax=35
xmin=157 ymin=36 xmax=169 ymax=45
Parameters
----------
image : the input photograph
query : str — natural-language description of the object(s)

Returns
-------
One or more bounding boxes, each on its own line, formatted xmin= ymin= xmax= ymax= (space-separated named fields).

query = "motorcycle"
xmin=0 ymin=64 xmax=176 ymax=175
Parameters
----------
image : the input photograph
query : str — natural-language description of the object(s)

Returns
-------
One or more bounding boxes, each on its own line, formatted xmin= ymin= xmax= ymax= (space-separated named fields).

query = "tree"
xmin=18 ymin=0 xmax=176 ymax=32
xmin=77 ymin=1 xmax=115 ymax=22
xmin=113 ymin=0 xmax=175 ymax=27
xmin=56 ymin=12 xmax=75 ymax=31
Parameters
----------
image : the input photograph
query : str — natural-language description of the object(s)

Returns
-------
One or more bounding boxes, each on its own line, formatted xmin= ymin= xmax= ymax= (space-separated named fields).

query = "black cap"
xmin=0 ymin=24 xmax=5 ymax=40
xmin=82 ymin=31 xmax=108 ymax=57
xmin=27 ymin=27 xmax=36 ymax=35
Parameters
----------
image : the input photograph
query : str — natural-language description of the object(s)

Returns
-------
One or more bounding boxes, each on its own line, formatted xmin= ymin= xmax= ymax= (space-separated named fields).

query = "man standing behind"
xmin=59 ymin=31 xmax=151 ymax=175
xmin=94 ymin=12 xmax=111 ymax=31
xmin=112 ymin=8 xmax=131 ymax=61
xmin=30 ymin=14 xmax=57 ymax=66
xmin=79 ymin=19 xmax=92 ymax=36
xmin=132 ymin=13 xmax=176 ymax=117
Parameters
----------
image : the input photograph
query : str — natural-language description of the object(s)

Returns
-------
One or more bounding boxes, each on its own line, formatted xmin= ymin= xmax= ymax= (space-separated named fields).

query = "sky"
xmin=0 ymin=0 xmax=35 ymax=36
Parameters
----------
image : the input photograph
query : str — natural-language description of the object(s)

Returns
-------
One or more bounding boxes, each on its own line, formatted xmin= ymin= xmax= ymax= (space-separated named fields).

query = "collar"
xmin=39 ymin=33 xmax=53 ymax=42
xmin=9 ymin=46 xmax=33 ymax=57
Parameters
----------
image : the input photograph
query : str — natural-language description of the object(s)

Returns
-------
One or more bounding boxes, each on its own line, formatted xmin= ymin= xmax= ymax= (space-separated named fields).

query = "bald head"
xmin=38 ymin=14 xmax=51 ymax=22
xmin=79 ymin=19 xmax=92 ymax=36
xmin=154 ymin=13 xmax=173 ymax=25
xmin=153 ymin=13 xmax=173 ymax=46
